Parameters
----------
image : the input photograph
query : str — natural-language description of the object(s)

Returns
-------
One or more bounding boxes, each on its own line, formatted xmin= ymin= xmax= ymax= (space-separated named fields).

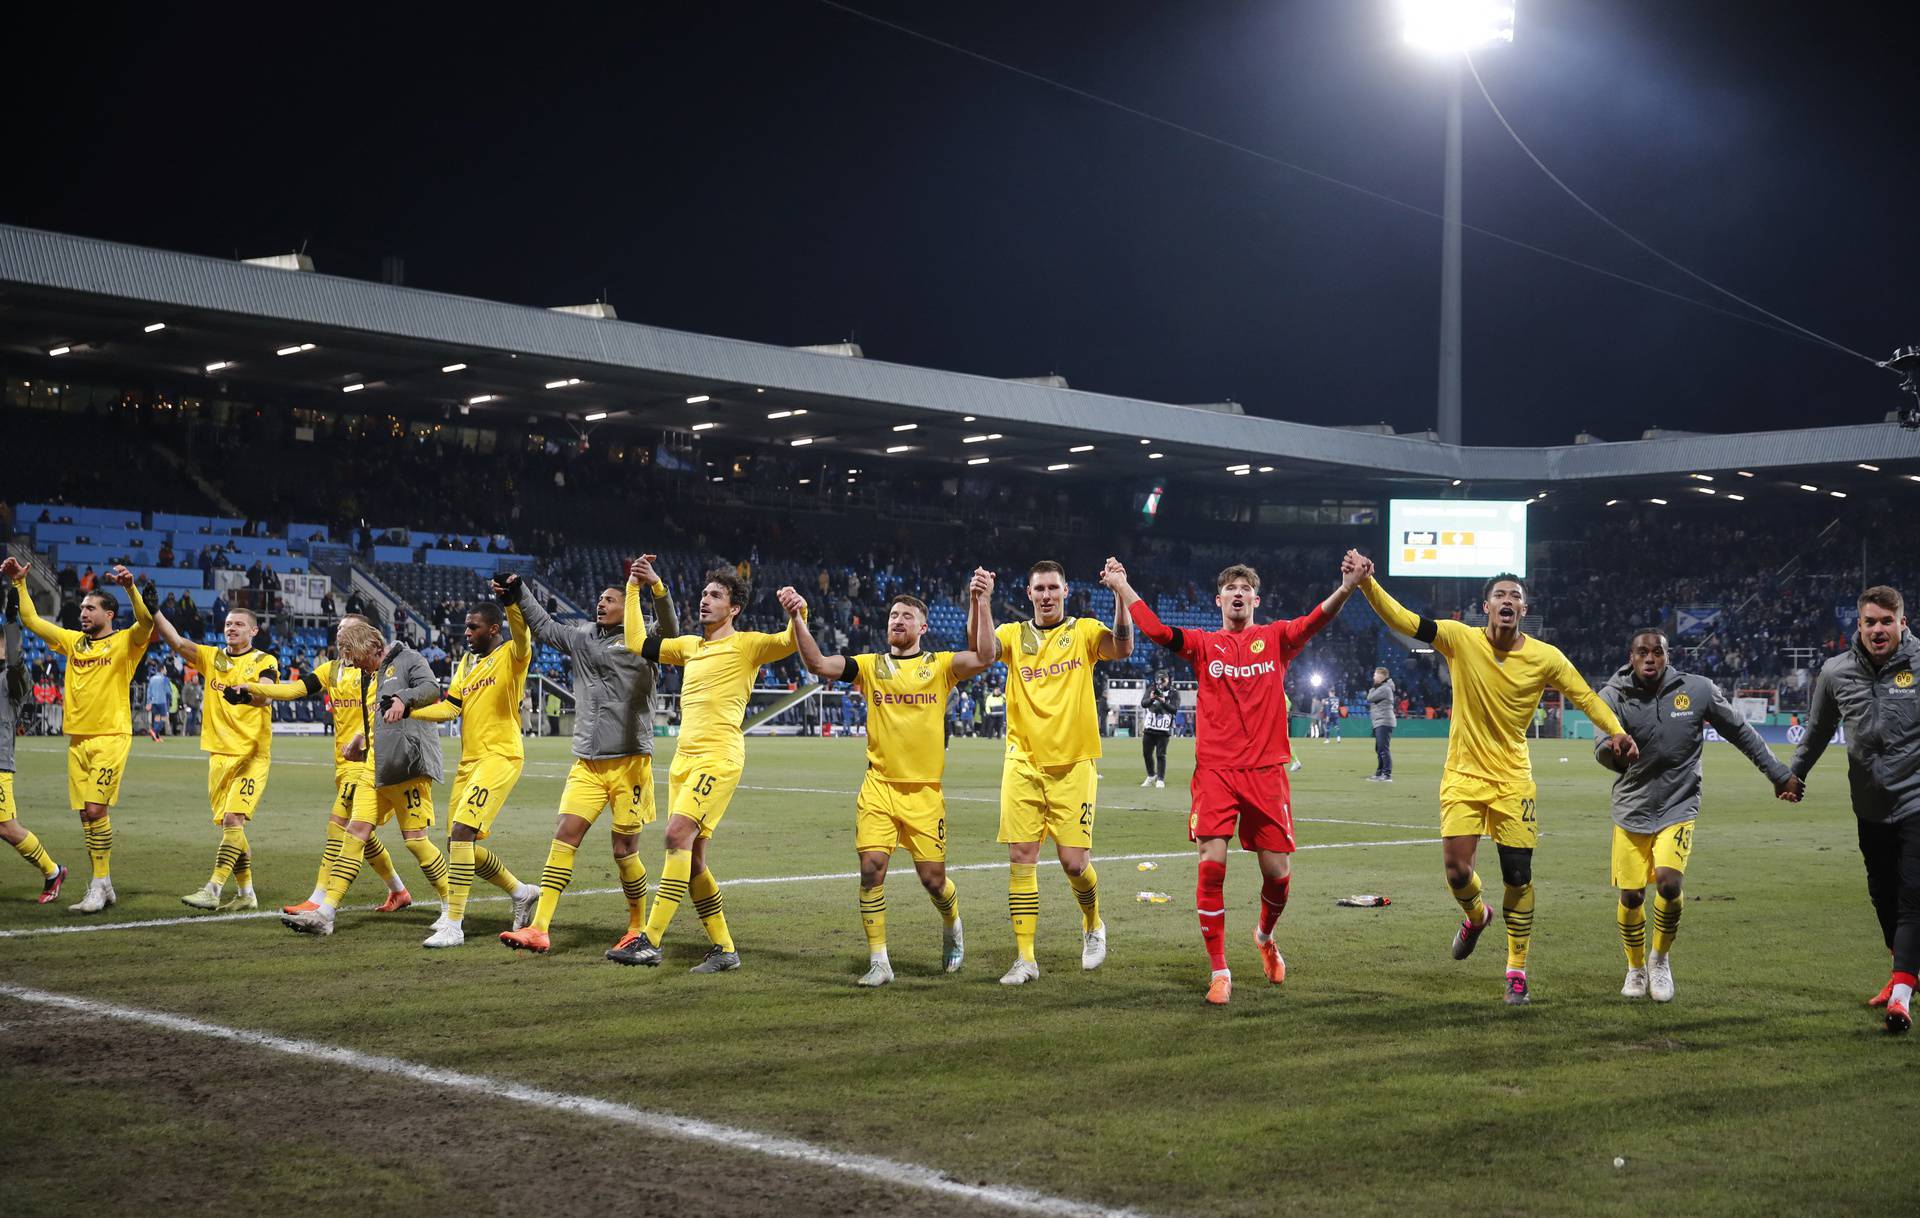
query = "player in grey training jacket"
xmin=1366 ymin=668 xmax=1396 ymax=781
xmin=496 ymin=568 xmax=677 ymax=955
xmin=1787 ymin=585 xmax=1920 ymax=1033
xmin=1 ymin=600 xmax=68 ymax=902
xmin=1595 ymin=629 xmax=1792 ymax=1002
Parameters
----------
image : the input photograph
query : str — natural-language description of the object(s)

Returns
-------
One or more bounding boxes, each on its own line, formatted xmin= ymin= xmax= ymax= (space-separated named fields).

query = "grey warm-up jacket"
xmin=1595 ymin=665 xmax=1789 ymax=834
xmin=374 ymin=641 xmax=444 ymax=787
xmin=1 ymin=621 xmax=23 ymax=773
xmin=1790 ymin=632 xmax=1920 ymax=825
xmin=1367 ymin=680 xmax=1396 ymax=728
xmin=516 ymin=583 xmax=677 ymax=761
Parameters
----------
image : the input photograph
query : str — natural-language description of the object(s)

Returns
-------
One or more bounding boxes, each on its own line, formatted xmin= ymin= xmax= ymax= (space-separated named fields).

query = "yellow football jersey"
xmin=995 ymin=617 xmax=1111 ymax=767
xmin=14 ymin=579 xmax=151 ymax=737
xmin=1359 ymin=578 xmax=1624 ymax=785
xmin=444 ymin=615 xmax=532 ymax=762
xmin=850 ymin=650 xmax=958 ymax=784
xmin=654 ymin=626 xmax=798 ymax=764
xmin=187 ymin=643 xmax=278 ymax=756
xmin=311 ymin=659 xmax=375 ymax=767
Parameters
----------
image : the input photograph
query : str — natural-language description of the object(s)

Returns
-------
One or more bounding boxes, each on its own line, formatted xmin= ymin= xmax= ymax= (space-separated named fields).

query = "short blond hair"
xmin=337 ymin=618 xmax=384 ymax=662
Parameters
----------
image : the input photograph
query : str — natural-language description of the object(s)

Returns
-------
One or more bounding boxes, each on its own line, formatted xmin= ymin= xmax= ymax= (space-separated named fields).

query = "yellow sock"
xmin=1450 ymin=868 xmax=1486 ymax=922
xmin=1503 ymin=883 xmax=1535 ymax=972
xmin=323 ymin=834 xmax=365 ymax=907
xmin=859 ymin=883 xmax=887 ymax=954
xmin=13 ymin=830 xmax=59 ymax=878
xmin=1651 ymin=892 xmax=1684 ymax=955
xmin=644 ymin=848 xmax=692 ymax=944
xmin=1009 ymin=863 xmax=1039 ymax=962
xmin=364 ymin=831 xmax=401 ymax=889
xmin=1618 ymin=900 xmax=1647 ymax=969
xmin=83 ymin=815 xmax=112 ymax=879
xmin=689 ymin=867 xmax=734 ymax=953
xmin=1067 ymin=863 xmax=1101 ymax=933
xmin=313 ymin=821 xmax=344 ymax=892
xmin=232 ymin=847 xmax=252 ymax=892
xmin=474 ymin=845 xmax=523 ymax=892
xmin=532 ymin=839 xmax=576 ymax=932
xmin=404 ymin=836 xmax=451 ymax=903
xmin=447 ymin=840 xmax=475 ymax=923
xmin=616 ymin=852 xmax=649 ymax=933
xmin=928 ymin=877 xmax=959 ymax=926
xmin=209 ymin=825 xmax=248 ymax=887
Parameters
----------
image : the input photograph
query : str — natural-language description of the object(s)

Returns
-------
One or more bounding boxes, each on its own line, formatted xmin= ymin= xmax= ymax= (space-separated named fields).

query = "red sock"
xmin=1894 ymin=971 xmax=1918 ymax=990
xmin=1197 ymin=858 xmax=1227 ymax=972
xmin=1258 ymin=874 xmax=1290 ymax=937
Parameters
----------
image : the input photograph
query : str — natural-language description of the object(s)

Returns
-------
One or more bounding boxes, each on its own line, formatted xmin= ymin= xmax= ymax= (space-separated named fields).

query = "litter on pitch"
xmin=1336 ymin=895 xmax=1393 ymax=907
xmin=1136 ymin=891 xmax=1172 ymax=904
xmin=1136 ymin=861 xmax=1161 ymax=872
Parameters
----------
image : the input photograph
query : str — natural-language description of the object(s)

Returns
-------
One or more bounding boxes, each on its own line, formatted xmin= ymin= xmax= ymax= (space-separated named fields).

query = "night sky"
xmin=8 ymin=1 xmax=1912 ymax=445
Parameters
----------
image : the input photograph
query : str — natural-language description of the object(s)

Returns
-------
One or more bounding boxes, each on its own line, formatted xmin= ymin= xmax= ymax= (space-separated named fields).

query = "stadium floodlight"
xmin=691 ymin=422 xmax=718 ymax=431
xmin=687 ymin=394 xmax=711 ymax=404
xmin=1226 ymin=463 xmax=1251 ymax=472
xmin=276 ymin=343 xmax=315 ymax=355
xmin=1047 ymin=463 xmax=1072 ymax=472
xmin=1605 ymin=499 xmax=1620 ymax=506
xmin=1310 ymin=672 xmax=1324 ymax=689
xmin=1727 ymin=493 xmax=1746 ymax=501
xmin=1399 ymin=0 xmax=1516 ymax=54
xmin=767 ymin=409 xmax=809 ymax=419
xmin=467 ymin=394 xmax=496 ymax=405
xmin=963 ymin=415 xmax=977 ymax=422
xmin=1859 ymin=463 xmax=1881 ymax=472
xmin=48 ymin=345 xmax=72 ymax=356
xmin=1070 ymin=444 xmax=1095 ymax=453
xmin=892 ymin=423 xmax=917 ymax=432
xmin=1648 ymin=498 xmax=1668 ymax=505
xmin=791 ymin=437 xmax=814 ymax=446
xmin=1799 ymin=484 xmax=1819 ymax=492
xmin=584 ymin=411 xmax=608 ymax=421
xmin=204 ymin=361 xmax=233 ymax=373
xmin=1830 ymin=490 xmax=1847 ymax=499
xmin=1689 ymin=473 xmax=1714 ymax=481
xmin=545 ymin=378 xmax=582 ymax=389
xmin=963 ymin=434 xmax=991 ymax=444
xmin=1451 ymin=479 xmax=1463 ymax=486
xmin=1909 ymin=475 xmax=1920 ymax=483
xmin=144 ymin=322 xmax=166 ymax=333
xmin=1258 ymin=466 xmax=1275 ymax=473
xmin=1232 ymin=469 xmax=1251 ymax=476
xmin=1147 ymin=452 xmax=1164 ymax=460
xmin=1736 ymin=470 xmax=1755 ymax=477
xmin=441 ymin=362 xmax=468 ymax=373
xmin=967 ymin=456 xmax=990 ymax=465
xmin=342 ymin=383 xmax=366 ymax=394
xmin=886 ymin=445 xmax=913 ymax=453
xmin=797 ymin=477 xmax=811 ymax=484
xmin=1692 ymin=487 xmax=1714 ymax=495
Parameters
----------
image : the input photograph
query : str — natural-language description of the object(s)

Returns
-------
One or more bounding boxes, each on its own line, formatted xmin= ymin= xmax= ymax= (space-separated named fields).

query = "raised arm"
xmin=1346 ymin=551 xmax=1430 ymax=641
xmin=506 ymin=601 xmax=532 ymax=663
xmin=1126 ymin=597 xmax=1183 ymax=652
xmin=778 ymin=586 xmax=846 ymax=680
xmin=109 ymin=566 xmax=154 ymax=649
xmin=1097 ymin=557 xmax=1137 ymax=661
xmin=952 ymin=571 xmax=998 ymax=681
xmin=500 ymin=573 xmax=573 ymax=655
xmin=972 ymin=568 xmax=1003 ymax=665
xmin=1704 ymin=683 xmax=1792 ymax=789
xmin=148 ymin=610 xmax=201 ymax=661
xmin=4 ymin=560 xmax=80 ymax=655
xmin=622 ymin=554 xmax=672 ymax=655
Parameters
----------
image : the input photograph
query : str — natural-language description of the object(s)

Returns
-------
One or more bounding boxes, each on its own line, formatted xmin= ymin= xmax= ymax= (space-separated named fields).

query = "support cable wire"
xmin=814 ymin=0 xmax=1861 ymax=360
xmin=1464 ymin=53 xmax=1877 ymax=365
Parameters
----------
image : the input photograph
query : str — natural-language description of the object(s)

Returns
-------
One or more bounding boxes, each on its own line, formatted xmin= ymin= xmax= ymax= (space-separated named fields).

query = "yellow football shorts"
xmin=998 ymin=755 xmax=1097 ymax=848
xmin=855 ymin=774 xmax=947 ymax=862
xmin=332 ymin=765 xmax=377 ymax=825
xmin=207 ymin=751 xmax=271 ymax=822
xmin=557 ymin=754 xmax=654 ymax=834
xmin=67 ymin=733 xmax=131 ymax=809
xmin=450 ymin=754 xmax=524 ymax=838
xmin=0 ymin=772 xmax=14 ymax=823
xmin=1611 ymin=820 xmax=1695 ymax=889
xmin=1438 ymin=771 xmax=1538 ymax=849
xmin=667 ymin=751 xmax=741 ymax=839
xmin=374 ymin=776 xmax=436 ymax=832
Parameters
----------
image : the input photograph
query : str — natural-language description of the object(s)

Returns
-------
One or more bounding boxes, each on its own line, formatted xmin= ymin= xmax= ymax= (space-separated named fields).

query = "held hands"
xmin=776 ymin=586 xmax=807 ymax=618
xmin=1341 ymin=550 xmax=1373 ymax=586
xmin=969 ymin=567 xmax=995 ymax=600
xmin=221 ymin=684 xmax=252 ymax=706
xmin=491 ymin=572 xmax=522 ymax=600
xmin=1776 ymin=774 xmax=1805 ymax=803
xmin=379 ymin=693 xmax=407 ymax=723
xmin=628 ymin=554 xmax=658 ymax=587
xmin=1602 ymin=733 xmax=1640 ymax=765
xmin=1098 ymin=557 xmax=1129 ymax=592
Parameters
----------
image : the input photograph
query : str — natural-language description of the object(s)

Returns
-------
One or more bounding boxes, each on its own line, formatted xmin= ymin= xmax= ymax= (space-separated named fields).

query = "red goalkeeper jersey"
xmin=1131 ymin=601 xmax=1330 ymax=769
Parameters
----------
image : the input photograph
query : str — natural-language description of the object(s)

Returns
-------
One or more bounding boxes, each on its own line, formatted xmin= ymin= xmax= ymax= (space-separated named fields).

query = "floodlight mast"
xmin=1399 ymin=2 xmax=1516 ymax=446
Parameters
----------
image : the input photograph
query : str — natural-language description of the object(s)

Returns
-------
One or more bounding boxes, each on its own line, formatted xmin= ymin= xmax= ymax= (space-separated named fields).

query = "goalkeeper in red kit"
xmin=1109 ymin=558 xmax=1365 ymax=1004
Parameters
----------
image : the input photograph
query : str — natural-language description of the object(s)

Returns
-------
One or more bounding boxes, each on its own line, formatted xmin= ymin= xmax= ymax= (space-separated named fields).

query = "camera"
xmin=1885 ymin=345 xmax=1920 ymax=429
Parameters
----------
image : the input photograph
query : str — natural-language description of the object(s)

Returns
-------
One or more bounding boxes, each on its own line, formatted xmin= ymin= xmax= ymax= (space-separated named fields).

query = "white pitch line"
xmin=0 ymin=983 xmax=1156 ymax=1218
xmin=0 ymin=839 xmax=1438 ymax=939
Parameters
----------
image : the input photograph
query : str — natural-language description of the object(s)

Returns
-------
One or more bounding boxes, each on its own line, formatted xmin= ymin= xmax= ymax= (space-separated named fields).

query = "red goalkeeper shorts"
xmin=1188 ymin=765 xmax=1294 ymax=853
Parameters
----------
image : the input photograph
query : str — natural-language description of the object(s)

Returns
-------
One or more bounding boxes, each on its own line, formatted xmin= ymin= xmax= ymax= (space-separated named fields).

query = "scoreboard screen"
xmin=1386 ymin=499 xmax=1528 ymax=579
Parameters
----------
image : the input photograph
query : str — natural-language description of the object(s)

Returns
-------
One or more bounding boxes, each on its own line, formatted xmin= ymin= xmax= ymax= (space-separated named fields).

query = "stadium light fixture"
xmin=1451 ymin=479 xmax=1463 ymax=486
xmin=143 ymin=322 xmax=166 ymax=333
xmin=1139 ymin=438 xmax=1151 ymax=445
xmin=1799 ymin=484 xmax=1819 ymax=492
xmin=204 ymin=361 xmax=234 ymax=373
xmin=1736 ymin=470 xmax=1755 ymax=478
xmin=1830 ymin=490 xmax=1847 ymax=499
xmin=1070 ymin=444 xmax=1095 ymax=453
xmin=791 ymin=437 xmax=814 ymax=446
xmin=886 ymin=445 xmax=913 ymax=454
xmin=440 ymin=363 xmax=468 ymax=373
xmin=1858 ymin=463 xmax=1881 ymax=472
xmin=1310 ymin=672 xmax=1324 ymax=689
xmin=1226 ymin=463 xmax=1251 ymax=472
xmin=1692 ymin=487 xmax=1715 ymax=495
xmin=545 ymin=378 xmax=582 ymax=390
xmin=1232 ymin=469 xmax=1252 ymax=476
xmin=1910 ymin=475 xmax=1920 ymax=483
xmin=1399 ymin=1 xmax=1517 ymax=54
xmin=1648 ymin=498 xmax=1668 ymax=505
xmin=1047 ymin=463 xmax=1072 ymax=472
xmin=342 ymin=383 xmax=366 ymax=394
xmin=962 ymin=434 xmax=1003 ymax=444
xmin=1604 ymin=499 xmax=1620 ymax=506
xmin=691 ymin=422 xmax=718 ymax=431
xmin=892 ymin=423 xmax=917 ymax=432
xmin=467 ymin=394 xmax=496 ymax=405
xmin=848 ymin=468 xmax=862 ymax=474
xmin=48 ymin=345 xmax=72 ymax=356
xmin=963 ymin=415 xmax=977 ymax=422
xmin=1726 ymin=493 xmax=1746 ymax=501
xmin=687 ymin=394 xmax=711 ymax=404
xmin=1689 ymin=473 xmax=1714 ymax=481
xmin=798 ymin=478 xmax=811 ymax=485
xmin=967 ymin=456 xmax=990 ymax=465
xmin=275 ymin=343 xmax=315 ymax=355
xmin=584 ymin=411 xmax=609 ymax=422
xmin=1147 ymin=452 xmax=1164 ymax=460
xmin=1258 ymin=466 xmax=1275 ymax=473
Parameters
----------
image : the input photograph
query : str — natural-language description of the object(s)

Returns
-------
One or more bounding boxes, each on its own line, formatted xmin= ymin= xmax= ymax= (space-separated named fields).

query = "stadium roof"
xmin=3 ymin=223 xmax=1916 ymax=501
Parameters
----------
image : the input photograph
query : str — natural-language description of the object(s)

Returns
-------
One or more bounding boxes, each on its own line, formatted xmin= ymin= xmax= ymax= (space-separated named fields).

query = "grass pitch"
xmin=2 ymin=731 xmax=1916 ymax=1216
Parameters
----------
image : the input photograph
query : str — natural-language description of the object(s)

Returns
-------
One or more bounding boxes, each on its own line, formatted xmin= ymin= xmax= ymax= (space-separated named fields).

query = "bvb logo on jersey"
xmin=1672 ymin=693 xmax=1691 ymax=712
xmin=1057 ymin=632 xmax=1071 ymax=651
xmin=1897 ymin=671 xmax=1916 ymax=690
xmin=1250 ymin=639 xmax=1266 ymax=655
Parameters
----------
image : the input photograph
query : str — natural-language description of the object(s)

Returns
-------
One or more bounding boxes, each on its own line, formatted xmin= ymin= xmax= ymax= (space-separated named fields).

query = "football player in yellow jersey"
xmin=4 ymin=558 xmax=152 ymax=914
xmin=237 ymin=614 xmax=416 ymax=919
xmin=409 ymin=600 xmax=541 ymax=948
xmin=149 ymin=605 xmax=279 ymax=913
xmin=980 ymin=558 xmax=1138 ymax=985
xmin=605 ymin=558 xmax=797 ymax=972
xmin=1345 ymin=551 xmax=1638 ymax=1004
xmin=779 ymin=576 xmax=997 ymax=985
xmin=2 ymin=603 xmax=67 ymax=903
